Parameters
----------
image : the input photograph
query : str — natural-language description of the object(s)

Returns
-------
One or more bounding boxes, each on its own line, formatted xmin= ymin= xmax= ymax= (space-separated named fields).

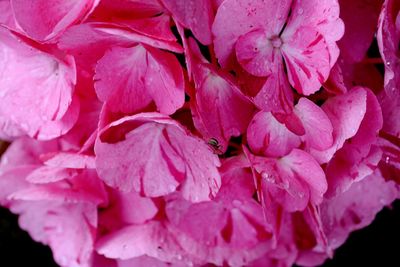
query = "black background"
xmin=0 ymin=201 xmax=399 ymax=267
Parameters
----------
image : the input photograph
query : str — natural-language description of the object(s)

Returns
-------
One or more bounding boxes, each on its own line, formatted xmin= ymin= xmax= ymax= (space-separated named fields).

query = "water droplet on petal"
xmin=261 ymin=171 xmax=275 ymax=183
xmin=298 ymin=8 xmax=304 ymax=15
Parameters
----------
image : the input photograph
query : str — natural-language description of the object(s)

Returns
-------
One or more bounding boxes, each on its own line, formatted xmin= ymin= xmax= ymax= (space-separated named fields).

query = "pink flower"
xmin=213 ymin=0 xmax=344 ymax=112
xmin=0 ymin=1 xmax=399 ymax=266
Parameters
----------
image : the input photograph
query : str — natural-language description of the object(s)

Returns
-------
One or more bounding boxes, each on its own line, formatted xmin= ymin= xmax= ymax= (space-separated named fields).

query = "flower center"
xmin=270 ymin=36 xmax=282 ymax=48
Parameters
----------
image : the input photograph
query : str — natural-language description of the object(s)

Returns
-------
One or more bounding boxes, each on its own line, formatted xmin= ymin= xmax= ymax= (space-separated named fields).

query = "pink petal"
xmin=280 ymin=149 xmax=327 ymax=207
xmin=191 ymin=55 xmax=255 ymax=152
xmin=294 ymin=98 xmax=333 ymax=151
xmin=43 ymin=152 xmax=96 ymax=169
xmin=118 ymin=256 xmax=184 ymax=267
xmin=212 ymin=0 xmax=291 ymax=68
xmin=94 ymin=45 xmax=184 ymax=115
xmin=11 ymin=0 xmax=100 ymax=41
xmin=253 ymin=62 xmax=294 ymax=114
xmin=161 ymin=0 xmax=214 ymax=45
xmin=325 ymin=88 xmax=383 ymax=196
xmin=235 ymin=29 xmax=277 ymax=77
xmin=11 ymin=201 xmax=98 ymax=267
xmin=247 ymin=111 xmax=301 ymax=157
xmin=11 ymin=169 xmax=107 ymax=205
xmin=165 ymin=194 xmax=271 ymax=266
xmin=284 ymin=0 xmax=344 ymax=67
xmin=252 ymin=149 xmax=327 ymax=212
xmin=320 ymin=171 xmax=399 ymax=250
xmin=96 ymin=222 xmax=184 ymax=263
xmin=0 ymin=27 xmax=77 ymax=139
xmin=115 ymin=14 xmax=176 ymax=42
xmin=100 ymin=190 xmax=158 ymax=230
xmin=281 ymin=26 xmax=330 ymax=95
xmin=0 ymin=0 xmax=17 ymax=29
xmin=95 ymin=113 xmax=221 ymax=202
xmin=310 ymin=87 xmax=368 ymax=163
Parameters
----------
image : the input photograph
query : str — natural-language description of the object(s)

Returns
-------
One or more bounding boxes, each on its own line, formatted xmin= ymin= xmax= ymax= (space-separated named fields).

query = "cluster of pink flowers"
xmin=0 ymin=0 xmax=399 ymax=266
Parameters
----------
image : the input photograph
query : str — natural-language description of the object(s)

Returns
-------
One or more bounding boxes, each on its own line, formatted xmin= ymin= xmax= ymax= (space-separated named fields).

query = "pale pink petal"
xmin=162 ymin=0 xmax=214 ymax=45
xmin=94 ymin=45 xmax=184 ymax=115
xmin=294 ymin=98 xmax=333 ymax=151
xmin=95 ymin=113 xmax=221 ymax=202
xmin=212 ymin=0 xmax=291 ymax=68
xmin=235 ymin=29 xmax=277 ymax=77
xmin=118 ymin=256 xmax=185 ymax=267
xmin=0 ymin=167 xmax=34 ymax=206
xmin=11 ymin=201 xmax=98 ymax=267
xmin=100 ymin=190 xmax=158 ymax=230
xmin=247 ymin=111 xmax=301 ymax=157
xmin=96 ymin=221 xmax=185 ymax=263
xmin=11 ymin=0 xmax=100 ymax=41
xmin=0 ymin=27 xmax=77 ymax=139
xmin=43 ymin=152 xmax=96 ymax=169
xmin=11 ymin=169 xmax=107 ymax=205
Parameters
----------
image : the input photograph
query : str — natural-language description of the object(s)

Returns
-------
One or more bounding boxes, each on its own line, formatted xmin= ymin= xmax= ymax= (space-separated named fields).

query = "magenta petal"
xmin=191 ymin=62 xmax=255 ymax=152
xmin=254 ymin=62 xmax=294 ymax=114
xmin=161 ymin=0 xmax=214 ymax=45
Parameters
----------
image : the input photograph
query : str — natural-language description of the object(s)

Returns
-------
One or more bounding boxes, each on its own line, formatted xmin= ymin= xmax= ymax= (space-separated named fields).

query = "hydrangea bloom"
xmin=0 ymin=1 xmax=399 ymax=267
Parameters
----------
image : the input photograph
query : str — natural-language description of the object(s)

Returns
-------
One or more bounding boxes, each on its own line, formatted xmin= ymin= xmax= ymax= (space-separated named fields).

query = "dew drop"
xmin=261 ymin=171 xmax=275 ymax=183
xmin=385 ymin=156 xmax=390 ymax=164
xmin=297 ymin=8 xmax=304 ymax=15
